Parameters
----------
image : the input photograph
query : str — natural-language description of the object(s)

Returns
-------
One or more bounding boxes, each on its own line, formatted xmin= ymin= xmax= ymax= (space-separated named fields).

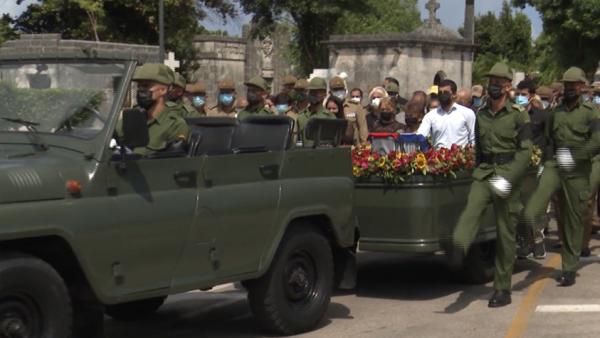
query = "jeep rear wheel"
xmin=460 ymin=240 xmax=496 ymax=284
xmin=247 ymin=228 xmax=333 ymax=335
xmin=0 ymin=254 xmax=73 ymax=338
xmin=105 ymin=297 xmax=166 ymax=321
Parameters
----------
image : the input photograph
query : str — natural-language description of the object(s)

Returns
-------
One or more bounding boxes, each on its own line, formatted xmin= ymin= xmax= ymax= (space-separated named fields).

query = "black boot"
xmin=556 ymin=271 xmax=576 ymax=287
xmin=488 ymin=290 xmax=512 ymax=308
xmin=581 ymin=247 xmax=591 ymax=257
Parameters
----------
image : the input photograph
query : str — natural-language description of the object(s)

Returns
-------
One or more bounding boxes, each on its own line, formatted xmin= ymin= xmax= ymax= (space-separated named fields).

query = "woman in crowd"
xmin=366 ymin=86 xmax=388 ymax=131
xmin=371 ymin=97 xmax=406 ymax=133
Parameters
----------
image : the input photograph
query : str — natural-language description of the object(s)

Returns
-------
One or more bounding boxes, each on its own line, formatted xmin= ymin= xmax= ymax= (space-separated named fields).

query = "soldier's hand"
xmin=556 ymin=148 xmax=575 ymax=172
xmin=489 ymin=175 xmax=512 ymax=198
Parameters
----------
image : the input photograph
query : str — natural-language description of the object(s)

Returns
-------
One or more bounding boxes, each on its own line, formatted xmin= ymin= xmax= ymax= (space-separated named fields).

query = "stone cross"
xmin=425 ymin=0 xmax=440 ymax=24
xmin=164 ymin=51 xmax=180 ymax=71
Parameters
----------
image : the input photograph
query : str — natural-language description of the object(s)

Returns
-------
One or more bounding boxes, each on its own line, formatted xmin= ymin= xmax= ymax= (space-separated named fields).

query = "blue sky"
xmin=1 ymin=0 xmax=543 ymax=39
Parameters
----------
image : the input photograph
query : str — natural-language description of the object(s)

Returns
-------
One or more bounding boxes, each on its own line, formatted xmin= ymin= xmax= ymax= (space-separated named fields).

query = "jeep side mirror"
xmin=122 ymin=108 xmax=149 ymax=149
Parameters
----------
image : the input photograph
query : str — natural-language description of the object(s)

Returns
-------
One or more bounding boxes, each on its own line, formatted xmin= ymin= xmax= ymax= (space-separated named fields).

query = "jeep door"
xmin=192 ymin=151 xmax=282 ymax=279
xmin=106 ymin=156 xmax=207 ymax=295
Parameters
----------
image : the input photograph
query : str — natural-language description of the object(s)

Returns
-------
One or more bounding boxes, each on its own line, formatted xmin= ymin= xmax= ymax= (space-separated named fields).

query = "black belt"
xmin=481 ymin=152 xmax=515 ymax=165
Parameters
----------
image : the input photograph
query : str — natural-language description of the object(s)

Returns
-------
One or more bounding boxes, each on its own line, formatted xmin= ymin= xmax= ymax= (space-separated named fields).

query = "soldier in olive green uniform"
xmin=125 ymin=63 xmax=190 ymax=156
xmin=183 ymin=80 xmax=208 ymax=117
xmin=237 ymin=76 xmax=273 ymax=120
xmin=524 ymin=67 xmax=600 ymax=286
xmin=329 ymin=76 xmax=369 ymax=145
xmin=297 ymin=77 xmax=335 ymax=141
xmin=450 ymin=63 xmax=533 ymax=307
xmin=293 ymin=78 xmax=310 ymax=112
xmin=207 ymin=77 xmax=237 ymax=118
xmin=167 ymin=72 xmax=199 ymax=118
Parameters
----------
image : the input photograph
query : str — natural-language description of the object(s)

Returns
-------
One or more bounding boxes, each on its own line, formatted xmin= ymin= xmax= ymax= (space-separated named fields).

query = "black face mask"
xmin=137 ymin=89 xmax=155 ymax=109
xmin=564 ymin=89 xmax=579 ymax=103
xmin=247 ymin=92 xmax=262 ymax=105
xmin=308 ymin=95 xmax=321 ymax=105
xmin=439 ymin=92 xmax=453 ymax=105
xmin=488 ymin=84 xmax=504 ymax=100
xmin=380 ymin=112 xmax=394 ymax=121
xmin=405 ymin=117 xmax=420 ymax=125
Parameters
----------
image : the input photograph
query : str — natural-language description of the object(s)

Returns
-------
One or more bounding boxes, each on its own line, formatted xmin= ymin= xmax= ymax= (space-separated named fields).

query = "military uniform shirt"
xmin=547 ymin=101 xmax=600 ymax=162
xmin=297 ymin=105 xmax=335 ymax=136
xmin=131 ymin=103 xmax=190 ymax=156
xmin=237 ymin=106 xmax=272 ymax=120
xmin=206 ymin=105 xmax=236 ymax=118
xmin=473 ymin=101 xmax=533 ymax=183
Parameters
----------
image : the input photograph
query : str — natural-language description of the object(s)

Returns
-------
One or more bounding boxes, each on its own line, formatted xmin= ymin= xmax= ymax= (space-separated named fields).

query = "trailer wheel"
xmin=247 ymin=227 xmax=333 ymax=335
xmin=0 ymin=254 xmax=73 ymax=338
xmin=105 ymin=297 xmax=165 ymax=321
xmin=460 ymin=240 xmax=496 ymax=284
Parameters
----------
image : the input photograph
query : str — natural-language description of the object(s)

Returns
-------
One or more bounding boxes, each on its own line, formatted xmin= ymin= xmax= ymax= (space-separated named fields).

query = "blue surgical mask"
xmin=515 ymin=95 xmax=529 ymax=106
xmin=192 ymin=95 xmax=205 ymax=107
xmin=593 ymin=96 xmax=600 ymax=105
xmin=276 ymin=104 xmax=289 ymax=114
xmin=472 ymin=97 xmax=482 ymax=107
xmin=219 ymin=93 xmax=234 ymax=105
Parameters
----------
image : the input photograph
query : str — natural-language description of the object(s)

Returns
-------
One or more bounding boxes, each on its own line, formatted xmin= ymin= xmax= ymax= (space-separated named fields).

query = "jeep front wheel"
xmin=105 ymin=297 xmax=166 ymax=321
xmin=0 ymin=254 xmax=73 ymax=338
xmin=247 ymin=227 xmax=333 ymax=335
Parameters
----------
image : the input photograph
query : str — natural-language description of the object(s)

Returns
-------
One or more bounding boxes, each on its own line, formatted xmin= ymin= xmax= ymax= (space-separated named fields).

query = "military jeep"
xmin=0 ymin=46 xmax=356 ymax=337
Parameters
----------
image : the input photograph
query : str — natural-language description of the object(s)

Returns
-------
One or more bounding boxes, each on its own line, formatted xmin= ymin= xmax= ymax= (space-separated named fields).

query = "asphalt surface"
xmin=105 ymin=224 xmax=600 ymax=338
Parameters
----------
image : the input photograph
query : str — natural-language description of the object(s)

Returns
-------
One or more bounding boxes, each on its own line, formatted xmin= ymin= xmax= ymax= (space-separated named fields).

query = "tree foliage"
xmin=333 ymin=0 xmax=420 ymax=35
xmin=11 ymin=0 xmax=236 ymax=77
xmin=471 ymin=1 xmax=533 ymax=85
xmin=0 ymin=14 xmax=18 ymax=45
xmin=512 ymin=0 xmax=600 ymax=82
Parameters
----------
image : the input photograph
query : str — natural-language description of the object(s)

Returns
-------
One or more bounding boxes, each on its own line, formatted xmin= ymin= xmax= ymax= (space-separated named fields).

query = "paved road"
xmin=105 ymin=227 xmax=600 ymax=338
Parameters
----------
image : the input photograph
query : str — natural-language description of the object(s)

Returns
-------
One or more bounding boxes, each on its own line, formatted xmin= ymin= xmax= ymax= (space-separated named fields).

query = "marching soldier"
xmin=237 ymin=76 xmax=272 ymax=120
xmin=524 ymin=67 xmax=600 ymax=286
xmin=449 ymin=63 xmax=533 ymax=307
xmin=207 ymin=77 xmax=237 ymax=118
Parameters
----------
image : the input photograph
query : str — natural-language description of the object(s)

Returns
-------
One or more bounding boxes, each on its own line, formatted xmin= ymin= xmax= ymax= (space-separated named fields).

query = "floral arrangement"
xmin=352 ymin=144 xmax=476 ymax=183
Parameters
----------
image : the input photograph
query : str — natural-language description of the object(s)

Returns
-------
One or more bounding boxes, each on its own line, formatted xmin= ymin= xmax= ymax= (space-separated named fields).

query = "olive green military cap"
xmin=244 ymin=76 xmax=269 ymax=91
xmin=561 ymin=66 xmax=587 ymax=83
xmin=472 ymin=85 xmax=484 ymax=98
xmin=385 ymin=82 xmax=399 ymax=93
xmin=593 ymin=82 xmax=600 ymax=93
xmin=282 ymin=74 xmax=297 ymax=86
xmin=173 ymin=72 xmax=186 ymax=89
xmin=329 ymin=76 xmax=345 ymax=90
xmin=132 ymin=63 xmax=174 ymax=85
xmin=308 ymin=77 xmax=327 ymax=90
xmin=550 ymin=81 xmax=563 ymax=92
xmin=486 ymin=62 xmax=513 ymax=81
xmin=294 ymin=78 xmax=308 ymax=90
xmin=218 ymin=77 xmax=236 ymax=91
xmin=185 ymin=80 xmax=206 ymax=94
xmin=537 ymin=85 xmax=553 ymax=99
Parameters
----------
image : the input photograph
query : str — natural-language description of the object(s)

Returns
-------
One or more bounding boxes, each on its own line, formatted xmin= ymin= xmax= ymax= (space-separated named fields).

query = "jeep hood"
xmin=0 ymin=153 xmax=67 ymax=204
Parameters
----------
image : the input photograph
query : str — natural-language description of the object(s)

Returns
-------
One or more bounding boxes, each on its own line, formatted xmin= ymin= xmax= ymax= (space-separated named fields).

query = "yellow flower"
xmin=377 ymin=157 xmax=387 ymax=168
xmin=415 ymin=153 xmax=428 ymax=171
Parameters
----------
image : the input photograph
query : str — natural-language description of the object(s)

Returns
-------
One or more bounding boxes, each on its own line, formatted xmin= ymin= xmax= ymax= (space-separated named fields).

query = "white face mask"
xmin=332 ymin=90 xmax=346 ymax=100
xmin=370 ymin=97 xmax=381 ymax=108
xmin=350 ymin=97 xmax=361 ymax=104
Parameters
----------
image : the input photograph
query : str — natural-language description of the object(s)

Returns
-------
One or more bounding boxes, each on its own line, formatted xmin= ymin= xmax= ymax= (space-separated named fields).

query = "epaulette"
xmin=583 ymin=102 xmax=597 ymax=110
xmin=511 ymin=103 xmax=526 ymax=112
xmin=165 ymin=101 xmax=177 ymax=107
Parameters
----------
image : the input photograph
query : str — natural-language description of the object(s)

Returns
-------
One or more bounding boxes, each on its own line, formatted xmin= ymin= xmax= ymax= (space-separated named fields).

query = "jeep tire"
xmin=247 ymin=227 xmax=333 ymax=335
xmin=105 ymin=296 xmax=166 ymax=321
xmin=460 ymin=240 xmax=496 ymax=284
xmin=0 ymin=254 xmax=73 ymax=338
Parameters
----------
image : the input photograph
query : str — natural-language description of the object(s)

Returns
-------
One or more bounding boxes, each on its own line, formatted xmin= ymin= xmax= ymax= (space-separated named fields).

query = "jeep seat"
xmin=232 ymin=116 xmax=294 ymax=152
xmin=303 ymin=118 xmax=348 ymax=148
xmin=185 ymin=117 xmax=238 ymax=156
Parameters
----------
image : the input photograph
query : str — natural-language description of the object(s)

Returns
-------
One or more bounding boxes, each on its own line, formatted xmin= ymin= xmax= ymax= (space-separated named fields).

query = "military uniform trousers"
xmin=453 ymin=179 xmax=522 ymax=291
xmin=525 ymin=163 xmax=591 ymax=272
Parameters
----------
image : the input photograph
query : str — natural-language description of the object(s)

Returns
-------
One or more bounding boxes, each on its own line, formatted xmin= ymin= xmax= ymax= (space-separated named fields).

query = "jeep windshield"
xmin=0 ymin=61 xmax=126 ymax=139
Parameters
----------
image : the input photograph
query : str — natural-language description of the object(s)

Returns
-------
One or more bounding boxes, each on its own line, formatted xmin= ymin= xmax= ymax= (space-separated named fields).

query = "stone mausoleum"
xmin=324 ymin=0 xmax=476 ymax=98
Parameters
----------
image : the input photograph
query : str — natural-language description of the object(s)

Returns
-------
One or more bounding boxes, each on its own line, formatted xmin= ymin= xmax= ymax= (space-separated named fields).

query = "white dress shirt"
xmin=417 ymin=103 xmax=476 ymax=149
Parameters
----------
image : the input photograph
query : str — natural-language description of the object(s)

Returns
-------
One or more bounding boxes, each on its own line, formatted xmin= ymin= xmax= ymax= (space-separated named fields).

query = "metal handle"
xmin=259 ymin=164 xmax=279 ymax=180
xmin=173 ymin=170 xmax=196 ymax=185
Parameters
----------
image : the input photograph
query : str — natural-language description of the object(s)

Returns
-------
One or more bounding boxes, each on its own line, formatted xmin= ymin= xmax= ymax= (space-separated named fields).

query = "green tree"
xmin=513 ymin=0 xmax=600 ymax=81
xmin=471 ymin=1 xmax=533 ymax=84
xmin=334 ymin=0 xmax=420 ymax=35
xmin=0 ymin=14 xmax=18 ymax=45
xmin=239 ymin=0 xmax=374 ymax=76
xmin=12 ymin=0 xmax=236 ymax=77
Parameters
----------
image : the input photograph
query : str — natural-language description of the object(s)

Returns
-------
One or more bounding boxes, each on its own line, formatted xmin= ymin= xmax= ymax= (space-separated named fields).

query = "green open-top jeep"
xmin=0 ymin=45 xmax=356 ymax=337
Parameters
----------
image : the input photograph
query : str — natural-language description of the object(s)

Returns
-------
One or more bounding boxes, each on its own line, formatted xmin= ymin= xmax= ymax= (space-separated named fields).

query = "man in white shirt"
xmin=417 ymin=79 xmax=476 ymax=149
